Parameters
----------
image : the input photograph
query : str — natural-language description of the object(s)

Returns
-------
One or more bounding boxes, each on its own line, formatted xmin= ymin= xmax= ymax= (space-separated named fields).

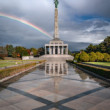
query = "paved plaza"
xmin=0 ymin=61 xmax=110 ymax=110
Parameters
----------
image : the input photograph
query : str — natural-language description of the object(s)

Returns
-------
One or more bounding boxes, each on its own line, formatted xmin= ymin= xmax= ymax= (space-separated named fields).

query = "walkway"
xmin=0 ymin=61 xmax=110 ymax=110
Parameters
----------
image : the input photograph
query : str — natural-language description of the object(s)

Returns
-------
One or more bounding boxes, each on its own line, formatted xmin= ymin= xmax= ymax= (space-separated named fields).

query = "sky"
xmin=0 ymin=0 xmax=110 ymax=50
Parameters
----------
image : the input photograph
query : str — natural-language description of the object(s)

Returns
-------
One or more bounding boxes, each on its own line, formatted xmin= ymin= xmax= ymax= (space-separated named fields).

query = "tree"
xmin=103 ymin=53 xmax=110 ymax=62
xmin=22 ymin=48 xmax=29 ymax=56
xmin=74 ymin=53 xmax=80 ymax=62
xmin=89 ymin=52 xmax=97 ymax=62
xmin=86 ymin=44 xmax=94 ymax=53
xmin=85 ymin=36 xmax=110 ymax=54
xmin=96 ymin=52 xmax=104 ymax=62
xmin=15 ymin=46 xmax=29 ymax=57
xmin=99 ymin=43 xmax=106 ymax=53
xmin=100 ymin=36 xmax=110 ymax=53
xmin=30 ymin=48 xmax=38 ymax=56
xmin=79 ymin=51 xmax=89 ymax=62
xmin=6 ymin=45 xmax=14 ymax=57
xmin=37 ymin=47 xmax=45 ymax=56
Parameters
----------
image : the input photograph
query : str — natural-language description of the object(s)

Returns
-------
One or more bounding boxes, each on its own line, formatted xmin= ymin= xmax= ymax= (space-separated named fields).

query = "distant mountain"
xmin=1 ymin=38 xmax=91 ymax=51
xmin=25 ymin=39 xmax=91 ymax=51
xmin=64 ymin=41 xmax=91 ymax=51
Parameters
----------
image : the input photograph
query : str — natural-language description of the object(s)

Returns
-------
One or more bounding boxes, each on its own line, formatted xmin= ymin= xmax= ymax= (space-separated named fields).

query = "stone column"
xmin=53 ymin=46 xmax=55 ymax=54
xmin=51 ymin=46 xmax=52 ymax=54
xmin=62 ymin=46 xmax=63 ymax=54
xmin=58 ymin=46 xmax=60 ymax=54
xmin=57 ymin=46 xmax=59 ymax=55
xmin=50 ymin=46 xmax=52 ymax=55
xmin=56 ymin=46 xmax=58 ymax=54
xmin=52 ymin=46 xmax=53 ymax=55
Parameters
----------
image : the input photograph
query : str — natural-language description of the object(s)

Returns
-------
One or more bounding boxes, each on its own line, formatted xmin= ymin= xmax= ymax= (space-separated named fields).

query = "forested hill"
xmin=86 ymin=36 xmax=110 ymax=54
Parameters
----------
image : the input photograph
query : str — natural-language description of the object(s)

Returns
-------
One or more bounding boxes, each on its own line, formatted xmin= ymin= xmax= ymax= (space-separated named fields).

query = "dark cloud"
xmin=0 ymin=0 xmax=110 ymax=50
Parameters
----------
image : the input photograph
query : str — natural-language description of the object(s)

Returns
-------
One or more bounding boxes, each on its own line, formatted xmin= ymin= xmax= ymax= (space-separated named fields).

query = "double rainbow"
xmin=0 ymin=12 xmax=52 ymax=39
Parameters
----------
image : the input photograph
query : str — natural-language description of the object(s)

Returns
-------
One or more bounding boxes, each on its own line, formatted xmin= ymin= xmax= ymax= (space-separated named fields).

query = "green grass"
xmin=0 ymin=60 xmax=40 ymax=68
xmin=86 ymin=62 xmax=110 ymax=66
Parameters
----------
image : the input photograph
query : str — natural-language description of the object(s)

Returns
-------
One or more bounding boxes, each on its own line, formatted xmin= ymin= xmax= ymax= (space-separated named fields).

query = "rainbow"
xmin=0 ymin=12 xmax=52 ymax=39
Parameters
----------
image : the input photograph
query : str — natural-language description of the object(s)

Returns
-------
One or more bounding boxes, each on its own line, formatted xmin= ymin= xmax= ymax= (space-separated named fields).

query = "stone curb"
xmin=69 ymin=62 xmax=110 ymax=84
xmin=0 ymin=62 xmax=45 ymax=83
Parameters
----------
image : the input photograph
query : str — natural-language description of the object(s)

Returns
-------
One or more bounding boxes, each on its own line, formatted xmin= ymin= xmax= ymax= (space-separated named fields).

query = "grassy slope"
xmin=86 ymin=62 xmax=110 ymax=66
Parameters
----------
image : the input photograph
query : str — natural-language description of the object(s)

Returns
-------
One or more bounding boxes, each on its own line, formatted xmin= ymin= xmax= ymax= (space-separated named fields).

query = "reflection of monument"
xmin=41 ymin=0 xmax=73 ymax=60
xmin=45 ymin=60 xmax=68 ymax=103
xmin=45 ymin=61 xmax=68 ymax=76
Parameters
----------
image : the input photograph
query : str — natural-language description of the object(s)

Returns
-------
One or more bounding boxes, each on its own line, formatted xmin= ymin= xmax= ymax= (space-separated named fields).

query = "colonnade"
xmin=45 ymin=45 xmax=68 ymax=55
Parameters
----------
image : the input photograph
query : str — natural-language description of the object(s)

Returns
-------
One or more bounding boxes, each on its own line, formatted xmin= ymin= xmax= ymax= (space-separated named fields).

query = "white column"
xmin=62 ymin=46 xmax=63 ymax=55
xmin=52 ymin=46 xmax=53 ymax=55
xmin=53 ymin=46 xmax=55 ymax=54
xmin=50 ymin=46 xmax=52 ymax=55
xmin=58 ymin=46 xmax=59 ymax=54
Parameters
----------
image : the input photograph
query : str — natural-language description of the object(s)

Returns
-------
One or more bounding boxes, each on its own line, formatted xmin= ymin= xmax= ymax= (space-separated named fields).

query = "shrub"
xmin=74 ymin=53 xmax=80 ymax=62
xmin=89 ymin=52 xmax=97 ymax=62
xmin=79 ymin=51 xmax=89 ymax=62
xmin=96 ymin=52 xmax=104 ymax=62
xmin=103 ymin=53 xmax=110 ymax=62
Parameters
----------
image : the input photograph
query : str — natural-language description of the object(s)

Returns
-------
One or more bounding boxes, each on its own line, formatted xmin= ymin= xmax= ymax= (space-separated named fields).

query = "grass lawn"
xmin=0 ymin=60 xmax=39 ymax=68
xmin=86 ymin=62 xmax=110 ymax=67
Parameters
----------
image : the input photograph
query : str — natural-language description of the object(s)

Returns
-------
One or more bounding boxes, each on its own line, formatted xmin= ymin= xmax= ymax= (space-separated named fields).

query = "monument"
xmin=41 ymin=0 xmax=73 ymax=60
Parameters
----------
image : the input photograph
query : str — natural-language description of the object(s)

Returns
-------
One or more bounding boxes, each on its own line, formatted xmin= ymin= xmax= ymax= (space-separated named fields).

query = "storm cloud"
xmin=0 ymin=0 xmax=110 ymax=50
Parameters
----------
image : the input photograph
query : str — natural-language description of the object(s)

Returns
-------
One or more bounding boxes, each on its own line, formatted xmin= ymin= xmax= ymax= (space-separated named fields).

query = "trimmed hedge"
xmin=76 ymin=63 xmax=110 ymax=79
xmin=0 ymin=62 xmax=36 ymax=80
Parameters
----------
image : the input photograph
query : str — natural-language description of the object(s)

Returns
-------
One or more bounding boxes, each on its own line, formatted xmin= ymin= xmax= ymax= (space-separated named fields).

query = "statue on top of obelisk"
xmin=54 ymin=0 xmax=59 ymax=39
xmin=54 ymin=0 xmax=59 ymax=8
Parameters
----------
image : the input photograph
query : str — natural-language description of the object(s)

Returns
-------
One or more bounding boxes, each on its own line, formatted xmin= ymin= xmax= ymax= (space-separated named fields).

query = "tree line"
xmin=74 ymin=36 xmax=110 ymax=62
xmin=0 ymin=45 xmax=45 ymax=58
xmin=86 ymin=36 xmax=110 ymax=54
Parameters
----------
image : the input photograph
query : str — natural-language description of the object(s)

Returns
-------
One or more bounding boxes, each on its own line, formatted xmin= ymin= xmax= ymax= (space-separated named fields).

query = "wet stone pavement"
xmin=0 ymin=60 xmax=110 ymax=110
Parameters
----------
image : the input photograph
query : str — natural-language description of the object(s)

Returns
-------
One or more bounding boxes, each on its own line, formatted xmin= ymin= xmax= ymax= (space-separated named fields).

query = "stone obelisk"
xmin=54 ymin=0 xmax=59 ymax=39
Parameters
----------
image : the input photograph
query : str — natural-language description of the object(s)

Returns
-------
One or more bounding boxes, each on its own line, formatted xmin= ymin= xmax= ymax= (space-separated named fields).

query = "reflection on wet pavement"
xmin=45 ymin=61 xmax=68 ymax=76
xmin=0 ymin=60 xmax=110 ymax=110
